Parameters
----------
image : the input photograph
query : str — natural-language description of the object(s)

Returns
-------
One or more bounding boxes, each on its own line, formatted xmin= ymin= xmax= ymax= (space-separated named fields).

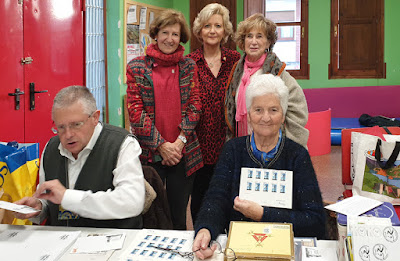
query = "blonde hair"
xmin=192 ymin=3 xmax=234 ymax=44
xmin=235 ymin=13 xmax=277 ymax=51
xmin=149 ymin=9 xmax=190 ymax=43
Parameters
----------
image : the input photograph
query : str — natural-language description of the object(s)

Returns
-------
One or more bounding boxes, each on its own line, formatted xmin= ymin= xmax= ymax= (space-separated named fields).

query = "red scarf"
xmin=146 ymin=43 xmax=184 ymax=66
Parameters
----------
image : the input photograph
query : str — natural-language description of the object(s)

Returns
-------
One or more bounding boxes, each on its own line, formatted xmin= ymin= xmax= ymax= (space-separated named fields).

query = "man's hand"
xmin=233 ymin=196 xmax=264 ymax=221
xmin=192 ymin=229 xmax=217 ymax=260
xmin=34 ymin=179 xmax=67 ymax=205
xmin=13 ymin=197 xmax=42 ymax=219
xmin=157 ymin=142 xmax=182 ymax=166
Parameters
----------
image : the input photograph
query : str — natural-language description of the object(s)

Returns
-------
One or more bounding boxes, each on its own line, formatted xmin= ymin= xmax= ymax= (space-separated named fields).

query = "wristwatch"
xmin=178 ymin=135 xmax=187 ymax=144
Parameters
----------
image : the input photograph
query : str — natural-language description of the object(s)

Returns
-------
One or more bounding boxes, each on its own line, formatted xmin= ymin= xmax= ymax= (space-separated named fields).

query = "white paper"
xmin=324 ymin=195 xmax=383 ymax=216
xmin=149 ymin=12 xmax=155 ymax=26
xmin=0 ymin=200 xmax=40 ymax=214
xmin=139 ymin=7 xmax=147 ymax=30
xmin=119 ymin=229 xmax=194 ymax=261
xmin=239 ymin=168 xmax=293 ymax=209
xmin=0 ymin=229 xmax=80 ymax=261
xmin=350 ymin=223 xmax=400 ymax=261
xmin=127 ymin=44 xmax=140 ymax=64
xmin=127 ymin=5 xmax=137 ymax=24
xmin=301 ymin=245 xmax=338 ymax=261
xmin=71 ymin=233 xmax=126 ymax=253
xmin=294 ymin=237 xmax=317 ymax=261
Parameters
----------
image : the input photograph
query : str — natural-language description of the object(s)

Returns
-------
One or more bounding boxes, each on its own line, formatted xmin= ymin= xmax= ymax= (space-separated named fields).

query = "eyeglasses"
xmin=150 ymin=245 xmax=200 ymax=259
xmin=51 ymin=112 xmax=94 ymax=134
xmin=150 ymin=241 xmax=238 ymax=261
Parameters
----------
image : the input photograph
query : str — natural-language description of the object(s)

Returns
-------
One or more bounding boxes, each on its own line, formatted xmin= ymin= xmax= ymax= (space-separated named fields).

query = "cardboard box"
xmin=226 ymin=221 xmax=294 ymax=260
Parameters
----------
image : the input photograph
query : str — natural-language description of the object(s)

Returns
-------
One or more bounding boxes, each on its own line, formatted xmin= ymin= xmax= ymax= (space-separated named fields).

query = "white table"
xmin=0 ymin=224 xmax=338 ymax=261
xmin=0 ymin=224 xmax=140 ymax=261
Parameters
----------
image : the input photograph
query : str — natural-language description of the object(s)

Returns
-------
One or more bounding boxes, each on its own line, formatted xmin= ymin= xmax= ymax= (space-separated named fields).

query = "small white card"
xmin=324 ymin=195 xmax=383 ymax=216
xmin=71 ymin=233 xmax=126 ymax=253
xmin=301 ymin=245 xmax=338 ymax=261
xmin=0 ymin=200 xmax=40 ymax=214
xmin=239 ymin=168 xmax=293 ymax=209
xmin=139 ymin=7 xmax=147 ymax=30
xmin=127 ymin=5 xmax=137 ymax=24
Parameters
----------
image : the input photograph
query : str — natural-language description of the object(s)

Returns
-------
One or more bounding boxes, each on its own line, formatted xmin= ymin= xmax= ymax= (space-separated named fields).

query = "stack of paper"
xmin=346 ymin=216 xmax=400 ymax=261
xmin=0 ymin=229 xmax=81 ymax=261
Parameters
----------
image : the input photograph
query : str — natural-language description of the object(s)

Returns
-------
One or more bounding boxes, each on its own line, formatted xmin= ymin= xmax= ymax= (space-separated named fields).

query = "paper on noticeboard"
xmin=149 ymin=12 xmax=155 ymax=26
xmin=127 ymin=5 xmax=137 ymax=24
xmin=139 ymin=7 xmax=147 ymax=30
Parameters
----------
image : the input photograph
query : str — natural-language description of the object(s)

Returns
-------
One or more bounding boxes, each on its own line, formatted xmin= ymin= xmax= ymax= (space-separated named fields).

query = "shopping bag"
xmin=350 ymin=126 xmax=394 ymax=182
xmin=0 ymin=142 xmax=39 ymax=224
xmin=352 ymin=132 xmax=400 ymax=204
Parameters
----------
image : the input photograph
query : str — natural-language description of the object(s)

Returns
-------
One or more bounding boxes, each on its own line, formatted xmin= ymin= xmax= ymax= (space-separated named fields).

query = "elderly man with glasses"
xmin=14 ymin=86 xmax=145 ymax=229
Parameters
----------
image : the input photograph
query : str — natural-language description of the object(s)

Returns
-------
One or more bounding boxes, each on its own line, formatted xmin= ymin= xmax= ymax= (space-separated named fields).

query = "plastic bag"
xmin=0 ymin=142 xmax=39 ymax=224
xmin=351 ymin=132 xmax=400 ymax=205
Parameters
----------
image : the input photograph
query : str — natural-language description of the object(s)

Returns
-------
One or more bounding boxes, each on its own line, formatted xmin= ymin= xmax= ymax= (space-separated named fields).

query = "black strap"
xmin=374 ymin=139 xmax=400 ymax=169
xmin=383 ymin=126 xmax=392 ymax=134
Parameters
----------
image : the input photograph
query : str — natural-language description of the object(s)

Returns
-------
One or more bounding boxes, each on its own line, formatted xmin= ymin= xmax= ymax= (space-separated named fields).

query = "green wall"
xmin=107 ymin=0 xmax=400 ymax=126
xmin=299 ymin=0 xmax=400 ymax=88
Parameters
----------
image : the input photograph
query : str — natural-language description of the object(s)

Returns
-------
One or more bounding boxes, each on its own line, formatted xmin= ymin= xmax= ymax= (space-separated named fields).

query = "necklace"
xmin=205 ymin=52 xmax=221 ymax=68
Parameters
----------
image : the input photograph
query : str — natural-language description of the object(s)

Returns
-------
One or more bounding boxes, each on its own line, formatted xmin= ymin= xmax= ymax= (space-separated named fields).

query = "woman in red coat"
xmin=126 ymin=9 xmax=203 ymax=230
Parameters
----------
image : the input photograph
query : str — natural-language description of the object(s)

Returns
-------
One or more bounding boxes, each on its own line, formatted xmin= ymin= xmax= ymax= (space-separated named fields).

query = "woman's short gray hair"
xmin=192 ymin=3 xmax=234 ymax=44
xmin=245 ymin=74 xmax=288 ymax=116
xmin=52 ymin=85 xmax=97 ymax=119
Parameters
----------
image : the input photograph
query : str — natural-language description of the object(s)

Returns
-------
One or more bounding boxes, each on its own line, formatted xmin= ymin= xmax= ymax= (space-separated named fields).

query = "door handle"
xmin=8 ymin=88 xmax=25 ymax=110
xmin=30 ymin=82 xmax=48 ymax=111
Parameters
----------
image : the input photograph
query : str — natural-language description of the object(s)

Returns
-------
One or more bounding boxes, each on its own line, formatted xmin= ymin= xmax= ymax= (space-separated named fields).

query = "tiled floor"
xmin=312 ymin=145 xmax=343 ymax=204
xmin=186 ymin=145 xmax=344 ymax=230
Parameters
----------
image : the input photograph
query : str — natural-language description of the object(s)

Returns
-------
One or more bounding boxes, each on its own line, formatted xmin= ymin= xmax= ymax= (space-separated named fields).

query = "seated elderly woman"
xmin=192 ymin=74 xmax=325 ymax=260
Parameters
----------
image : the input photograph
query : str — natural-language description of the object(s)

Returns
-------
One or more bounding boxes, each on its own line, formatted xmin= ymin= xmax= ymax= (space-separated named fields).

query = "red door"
xmin=0 ymin=0 xmax=84 ymax=152
xmin=0 ymin=1 xmax=24 ymax=142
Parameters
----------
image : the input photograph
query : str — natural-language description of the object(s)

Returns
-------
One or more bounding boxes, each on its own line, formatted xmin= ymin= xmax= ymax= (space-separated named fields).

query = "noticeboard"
xmin=124 ymin=1 xmax=166 ymax=82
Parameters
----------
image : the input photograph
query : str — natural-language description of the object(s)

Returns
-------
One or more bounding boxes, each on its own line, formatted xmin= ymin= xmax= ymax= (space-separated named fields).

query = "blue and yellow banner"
xmin=0 ymin=143 xmax=39 ymax=225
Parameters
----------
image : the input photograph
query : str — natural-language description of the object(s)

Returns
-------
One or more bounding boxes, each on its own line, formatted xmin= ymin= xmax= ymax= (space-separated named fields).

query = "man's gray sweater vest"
xmin=43 ymin=123 xmax=142 ymax=229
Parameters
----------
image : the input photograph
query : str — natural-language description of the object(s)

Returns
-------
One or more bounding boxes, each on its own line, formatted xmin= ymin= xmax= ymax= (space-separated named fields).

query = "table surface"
xmin=0 ymin=224 xmax=338 ymax=261
xmin=0 ymin=224 xmax=141 ymax=261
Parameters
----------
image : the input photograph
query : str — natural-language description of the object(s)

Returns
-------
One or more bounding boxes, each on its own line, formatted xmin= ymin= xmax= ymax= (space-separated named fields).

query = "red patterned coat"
xmin=186 ymin=47 xmax=240 ymax=164
xmin=126 ymin=54 xmax=203 ymax=176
